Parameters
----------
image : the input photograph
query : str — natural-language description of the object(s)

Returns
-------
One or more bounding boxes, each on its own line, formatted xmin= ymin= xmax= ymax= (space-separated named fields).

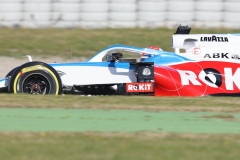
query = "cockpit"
xmin=105 ymin=52 xmax=137 ymax=62
xmin=104 ymin=46 xmax=162 ymax=63
xmin=87 ymin=44 xmax=162 ymax=63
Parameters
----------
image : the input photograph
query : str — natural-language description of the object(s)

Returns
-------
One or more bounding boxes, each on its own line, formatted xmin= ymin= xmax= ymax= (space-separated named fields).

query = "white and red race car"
xmin=1 ymin=25 xmax=240 ymax=96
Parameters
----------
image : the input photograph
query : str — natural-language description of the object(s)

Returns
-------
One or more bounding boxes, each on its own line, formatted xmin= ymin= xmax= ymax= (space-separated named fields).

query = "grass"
xmin=0 ymin=27 xmax=240 ymax=58
xmin=0 ymin=94 xmax=240 ymax=112
xmin=1 ymin=95 xmax=240 ymax=160
xmin=0 ymin=132 xmax=240 ymax=160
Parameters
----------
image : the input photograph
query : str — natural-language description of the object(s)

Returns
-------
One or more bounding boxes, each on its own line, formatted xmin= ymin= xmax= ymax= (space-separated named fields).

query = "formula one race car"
xmin=1 ymin=25 xmax=240 ymax=96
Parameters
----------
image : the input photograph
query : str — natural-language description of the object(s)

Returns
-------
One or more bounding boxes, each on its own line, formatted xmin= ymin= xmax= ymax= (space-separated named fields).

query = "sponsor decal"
xmin=231 ymin=54 xmax=240 ymax=60
xmin=142 ymin=68 xmax=151 ymax=76
xmin=203 ymin=53 xmax=240 ymax=60
xmin=193 ymin=47 xmax=201 ymax=55
xmin=198 ymin=68 xmax=222 ymax=88
xmin=126 ymin=82 xmax=154 ymax=92
xmin=200 ymin=36 xmax=228 ymax=42
xmin=177 ymin=68 xmax=240 ymax=90
xmin=203 ymin=53 xmax=229 ymax=59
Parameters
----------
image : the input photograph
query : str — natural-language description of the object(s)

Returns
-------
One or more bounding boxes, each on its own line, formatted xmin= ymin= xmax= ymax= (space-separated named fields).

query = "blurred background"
xmin=0 ymin=0 xmax=239 ymax=29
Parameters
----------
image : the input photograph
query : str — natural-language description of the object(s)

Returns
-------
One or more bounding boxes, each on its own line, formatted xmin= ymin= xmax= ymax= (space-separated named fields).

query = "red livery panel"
xmin=154 ymin=61 xmax=240 ymax=96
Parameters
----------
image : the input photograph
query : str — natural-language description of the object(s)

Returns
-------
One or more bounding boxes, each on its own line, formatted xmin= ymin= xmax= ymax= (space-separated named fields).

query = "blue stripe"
xmin=145 ymin=51 xmax=193 ymax=64
xmin=50 ymin=45 xmax=193 ymax=68
xmin=50 ymin=61 xmax=135 ymax=70
xmin=0 ymin=78 xmax=6 ymax=82
xmin=51 ymin=50 xmax=192 ymax=68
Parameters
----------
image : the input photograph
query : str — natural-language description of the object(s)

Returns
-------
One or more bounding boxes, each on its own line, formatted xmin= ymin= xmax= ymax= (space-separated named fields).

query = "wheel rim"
xmin=22 ymin=74 xmax=50 ymax=94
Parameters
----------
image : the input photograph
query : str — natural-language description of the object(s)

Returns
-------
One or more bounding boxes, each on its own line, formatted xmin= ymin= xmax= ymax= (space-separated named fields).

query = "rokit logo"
xmin=178 ymin=68 xmax=240 ymax=90
xmin=126 ymin=83 xmax=154 ymax=92
xmin=200 ymin=36 xmax=228 ymax=42
xmin=203 ymin=53 xmax=240 ymax=60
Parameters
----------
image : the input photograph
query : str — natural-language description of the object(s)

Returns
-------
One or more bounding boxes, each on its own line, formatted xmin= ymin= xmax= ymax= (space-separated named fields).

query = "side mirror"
xmin=112 ymin=53 xmax=123 ymax=61
xmin=106 ymin=53 xmax=123 ymax=62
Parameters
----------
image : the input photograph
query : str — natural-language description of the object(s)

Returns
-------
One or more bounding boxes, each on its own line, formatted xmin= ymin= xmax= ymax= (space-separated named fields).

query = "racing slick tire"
xmin=8 ymin=61 xmax=62 ymax=95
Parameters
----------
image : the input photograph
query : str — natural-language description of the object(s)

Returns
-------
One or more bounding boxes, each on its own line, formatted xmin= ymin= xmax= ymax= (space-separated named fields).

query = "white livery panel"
xmin=53 ymin=66 xmax=137 ymax=86
xmin=0 ymin=78 xmax=8 ymax=88
xmin=172 ymin=34 xmax=240 ymax=62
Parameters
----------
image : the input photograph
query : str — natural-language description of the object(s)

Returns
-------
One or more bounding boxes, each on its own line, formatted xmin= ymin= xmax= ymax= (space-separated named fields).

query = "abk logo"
xmin=177 ymin=68 xmax=240 ymax=90
xmin=126 ymin=83 xmax=153 ymax=92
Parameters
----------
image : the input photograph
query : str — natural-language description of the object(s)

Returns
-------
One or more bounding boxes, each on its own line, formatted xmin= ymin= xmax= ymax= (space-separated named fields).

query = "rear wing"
xmin=174 ymin=25 xmax=191 ymax=34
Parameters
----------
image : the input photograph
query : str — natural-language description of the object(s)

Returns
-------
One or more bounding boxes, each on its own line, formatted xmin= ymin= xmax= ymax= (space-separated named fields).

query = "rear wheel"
xmin=9 ymin=62 xmax=62 ymax=95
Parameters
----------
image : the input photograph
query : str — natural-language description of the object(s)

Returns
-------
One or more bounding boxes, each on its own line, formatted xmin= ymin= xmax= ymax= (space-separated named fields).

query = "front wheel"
xmin=9 ymin=62 xmax=62 ymax=95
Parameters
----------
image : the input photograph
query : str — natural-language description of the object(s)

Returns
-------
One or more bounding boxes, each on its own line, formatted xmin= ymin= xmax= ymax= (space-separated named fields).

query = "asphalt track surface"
xmin=1 ymin=108 xmax=240 ymax=134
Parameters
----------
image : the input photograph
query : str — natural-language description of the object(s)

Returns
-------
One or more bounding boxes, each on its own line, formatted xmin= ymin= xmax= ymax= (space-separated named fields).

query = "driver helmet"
xmin=140 ymin=46 xmax=162 ymax=62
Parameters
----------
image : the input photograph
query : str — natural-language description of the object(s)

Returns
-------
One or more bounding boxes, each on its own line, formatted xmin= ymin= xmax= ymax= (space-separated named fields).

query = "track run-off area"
xmin=1 ymin=108 xmax=240 ymax=134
